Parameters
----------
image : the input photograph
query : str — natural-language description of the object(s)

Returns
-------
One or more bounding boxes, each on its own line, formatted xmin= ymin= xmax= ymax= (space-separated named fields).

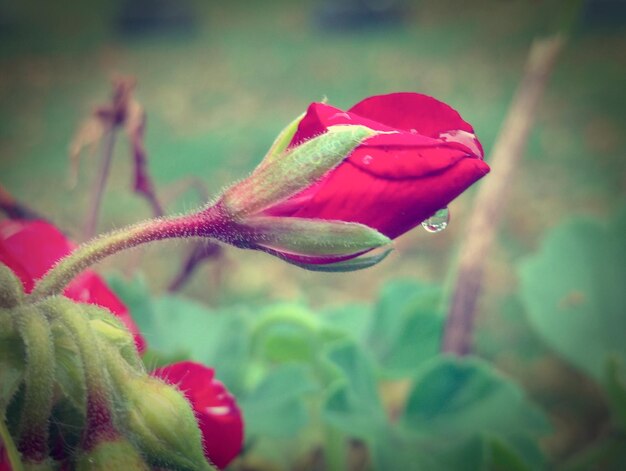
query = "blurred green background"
xmin=1 ymin=0 xmax=625 ymax=469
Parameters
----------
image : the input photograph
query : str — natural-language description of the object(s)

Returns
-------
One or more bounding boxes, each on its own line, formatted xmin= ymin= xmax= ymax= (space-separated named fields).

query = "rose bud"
xmin=215 ymin=92 xmax=489 ymax=271
xmin=152 ymin=361 xmax=244 ymax=470
xmin=0 ymin=220 xmax=146 ymax=352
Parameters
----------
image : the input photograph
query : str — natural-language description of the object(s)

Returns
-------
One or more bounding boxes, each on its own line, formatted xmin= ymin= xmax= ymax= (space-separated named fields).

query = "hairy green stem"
xmin=29 ymin=206 xmax=226 ymax=302
xmin=14 ymin=305 xmax=55 ymax=463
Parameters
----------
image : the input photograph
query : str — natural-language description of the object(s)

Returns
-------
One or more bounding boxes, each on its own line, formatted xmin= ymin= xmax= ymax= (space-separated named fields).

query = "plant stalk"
xmin=83 ymin=128 xmax=117 ymax=241
xmin=442 ymin=35 xmax=566 ymax=355
xmin=29 ymin=206 xmax=227 ymax=301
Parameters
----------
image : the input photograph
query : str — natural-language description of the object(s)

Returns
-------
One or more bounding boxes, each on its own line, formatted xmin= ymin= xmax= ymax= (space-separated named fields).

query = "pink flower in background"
xmin=0 ymin=219 xmax=146 ymax=352
xmin=152 ymin=361 xmax=244 ymax=469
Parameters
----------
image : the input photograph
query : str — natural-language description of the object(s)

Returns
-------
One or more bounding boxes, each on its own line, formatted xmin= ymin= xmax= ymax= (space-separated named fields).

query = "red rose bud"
xmin=0 ymin=220 xmax=146 ymax=352
xmin=214 ymin=93 xmax=489 ymax=271
xmin=152 ymin=361 xmax=243 ymax=470
xmin=123 ymin=375 xmax=215 ymax=471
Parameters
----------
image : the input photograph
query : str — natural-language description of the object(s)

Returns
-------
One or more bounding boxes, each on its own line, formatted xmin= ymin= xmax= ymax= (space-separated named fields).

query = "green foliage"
xmin=399 ymin=357 xmax=549 ymax=470
xmin=323 ymin=342 xmax=386 ymax=439
xmin=519 ymin=208 xmax=626 ymax=469
xmin=606 ymin=358 xmax=626 ymax=430
xmin=519 ymin=208 xmax=626 ymax=384
xmin=240 ymin=364 xmax=317 ymax=438
xmin=112 ymin=276 xmax=549 ymax=470
xmin=367 ymin=281 xmax=444 ymax=378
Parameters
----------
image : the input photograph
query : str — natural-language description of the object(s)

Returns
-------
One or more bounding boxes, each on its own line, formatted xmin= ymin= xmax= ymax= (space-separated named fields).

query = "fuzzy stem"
xmin=14 ymin=305 xmax=55 ymax=463
xmin=29 ymin=206 xmax=227 ymax=302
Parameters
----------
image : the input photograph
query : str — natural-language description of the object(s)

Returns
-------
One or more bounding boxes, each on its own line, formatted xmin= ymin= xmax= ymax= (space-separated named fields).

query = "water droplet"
xmin=362 ymin=154 xmax=373 ymax=165
xmin=422 ymin=208 xmax=449 ymax=233
xmin=410 ymin=128 xmax=418 ymax=134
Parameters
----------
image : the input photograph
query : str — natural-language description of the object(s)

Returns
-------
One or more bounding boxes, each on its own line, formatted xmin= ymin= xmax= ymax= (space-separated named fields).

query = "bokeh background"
xmin=1 ymin=0 xmax=625 ymax=469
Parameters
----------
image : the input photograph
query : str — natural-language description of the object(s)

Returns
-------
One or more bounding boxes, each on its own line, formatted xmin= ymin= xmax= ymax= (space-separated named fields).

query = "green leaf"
xmin=321 ymin=303 xmax=373 ymax=345
xmin=401 ymin=357 xmax=549 ymax=470
xmin=487 ymin=437 xmax=533 ymax=471
xmin=241 ymin=364 xmax=316 ymax=438
xmin=374 ymin=432 xmax=488 ymax=471
xmin=251 ymin=303 xmax=322 ymax=364
xmin=368 ymin=280 xmax=444 ymax=378
xmin=322 ymin=342 xmax=385 ymax=438
xmin=606 ymin=356 xmax=626 ymax=430
xmin=518 ymin=209 xmax=626 ymax=382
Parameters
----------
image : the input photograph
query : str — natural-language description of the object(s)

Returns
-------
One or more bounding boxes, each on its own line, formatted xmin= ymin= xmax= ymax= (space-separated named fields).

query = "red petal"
xmin=263 ymin=93 xmax=490 ymax=263
xmin=0 ymin=244 xmax=33 ymax=292
xmin=348 ymin=92 xmax=475 ymax=137
xmin=289 ymin=102 xmax=394 ymax=147
xmin=289 ymin=154 xmax=490 ymax=239
xmin=0 ymin=220 xmax=73 ymax=288
xmin=152 ymin=361 xmax=243 ymax=470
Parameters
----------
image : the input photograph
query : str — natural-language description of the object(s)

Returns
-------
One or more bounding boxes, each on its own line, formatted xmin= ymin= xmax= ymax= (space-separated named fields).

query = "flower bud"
xmin=221 ymin=124 xmax=377 ymax=217
xmin=0 ymin=263 xmax=24 ymax=308
xmin=202 ymin=93 xmax=489 ymax=271
xmin=75 ymin=437 xmax=149 ymax=471
xmin=124 ymin=376 xmax=214 ymax=470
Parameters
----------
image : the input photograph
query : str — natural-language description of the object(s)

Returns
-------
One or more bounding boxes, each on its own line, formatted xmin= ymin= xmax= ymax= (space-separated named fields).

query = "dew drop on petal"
xmin=422 ymin=208 xmax=449 ymax=233
xmin=362 ymin=154 xmax=373 ymax=165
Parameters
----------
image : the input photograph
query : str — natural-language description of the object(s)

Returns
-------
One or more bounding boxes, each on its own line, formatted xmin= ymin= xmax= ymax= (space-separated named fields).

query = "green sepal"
xmin=0 ymin=263 xmax=24 ymax=308
xmin=242 ymin=216 xmax=391 ymax=258
xmin=82 ymin=304 xmax=144 ymax=372
xmin=14 ymin=304 xmax=55 ymax=462
xmin=281 ymin=247 xmax=394 ymax=272
xmin=49 ymin=316 xmax=86 ymax=412
xmin=222 ymin=125 xmax=377 ymax=216
xmin=258 ymin=111 xmax=305 ymax=167
xmin=0 ymin=309 xmax=24 ymax=410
